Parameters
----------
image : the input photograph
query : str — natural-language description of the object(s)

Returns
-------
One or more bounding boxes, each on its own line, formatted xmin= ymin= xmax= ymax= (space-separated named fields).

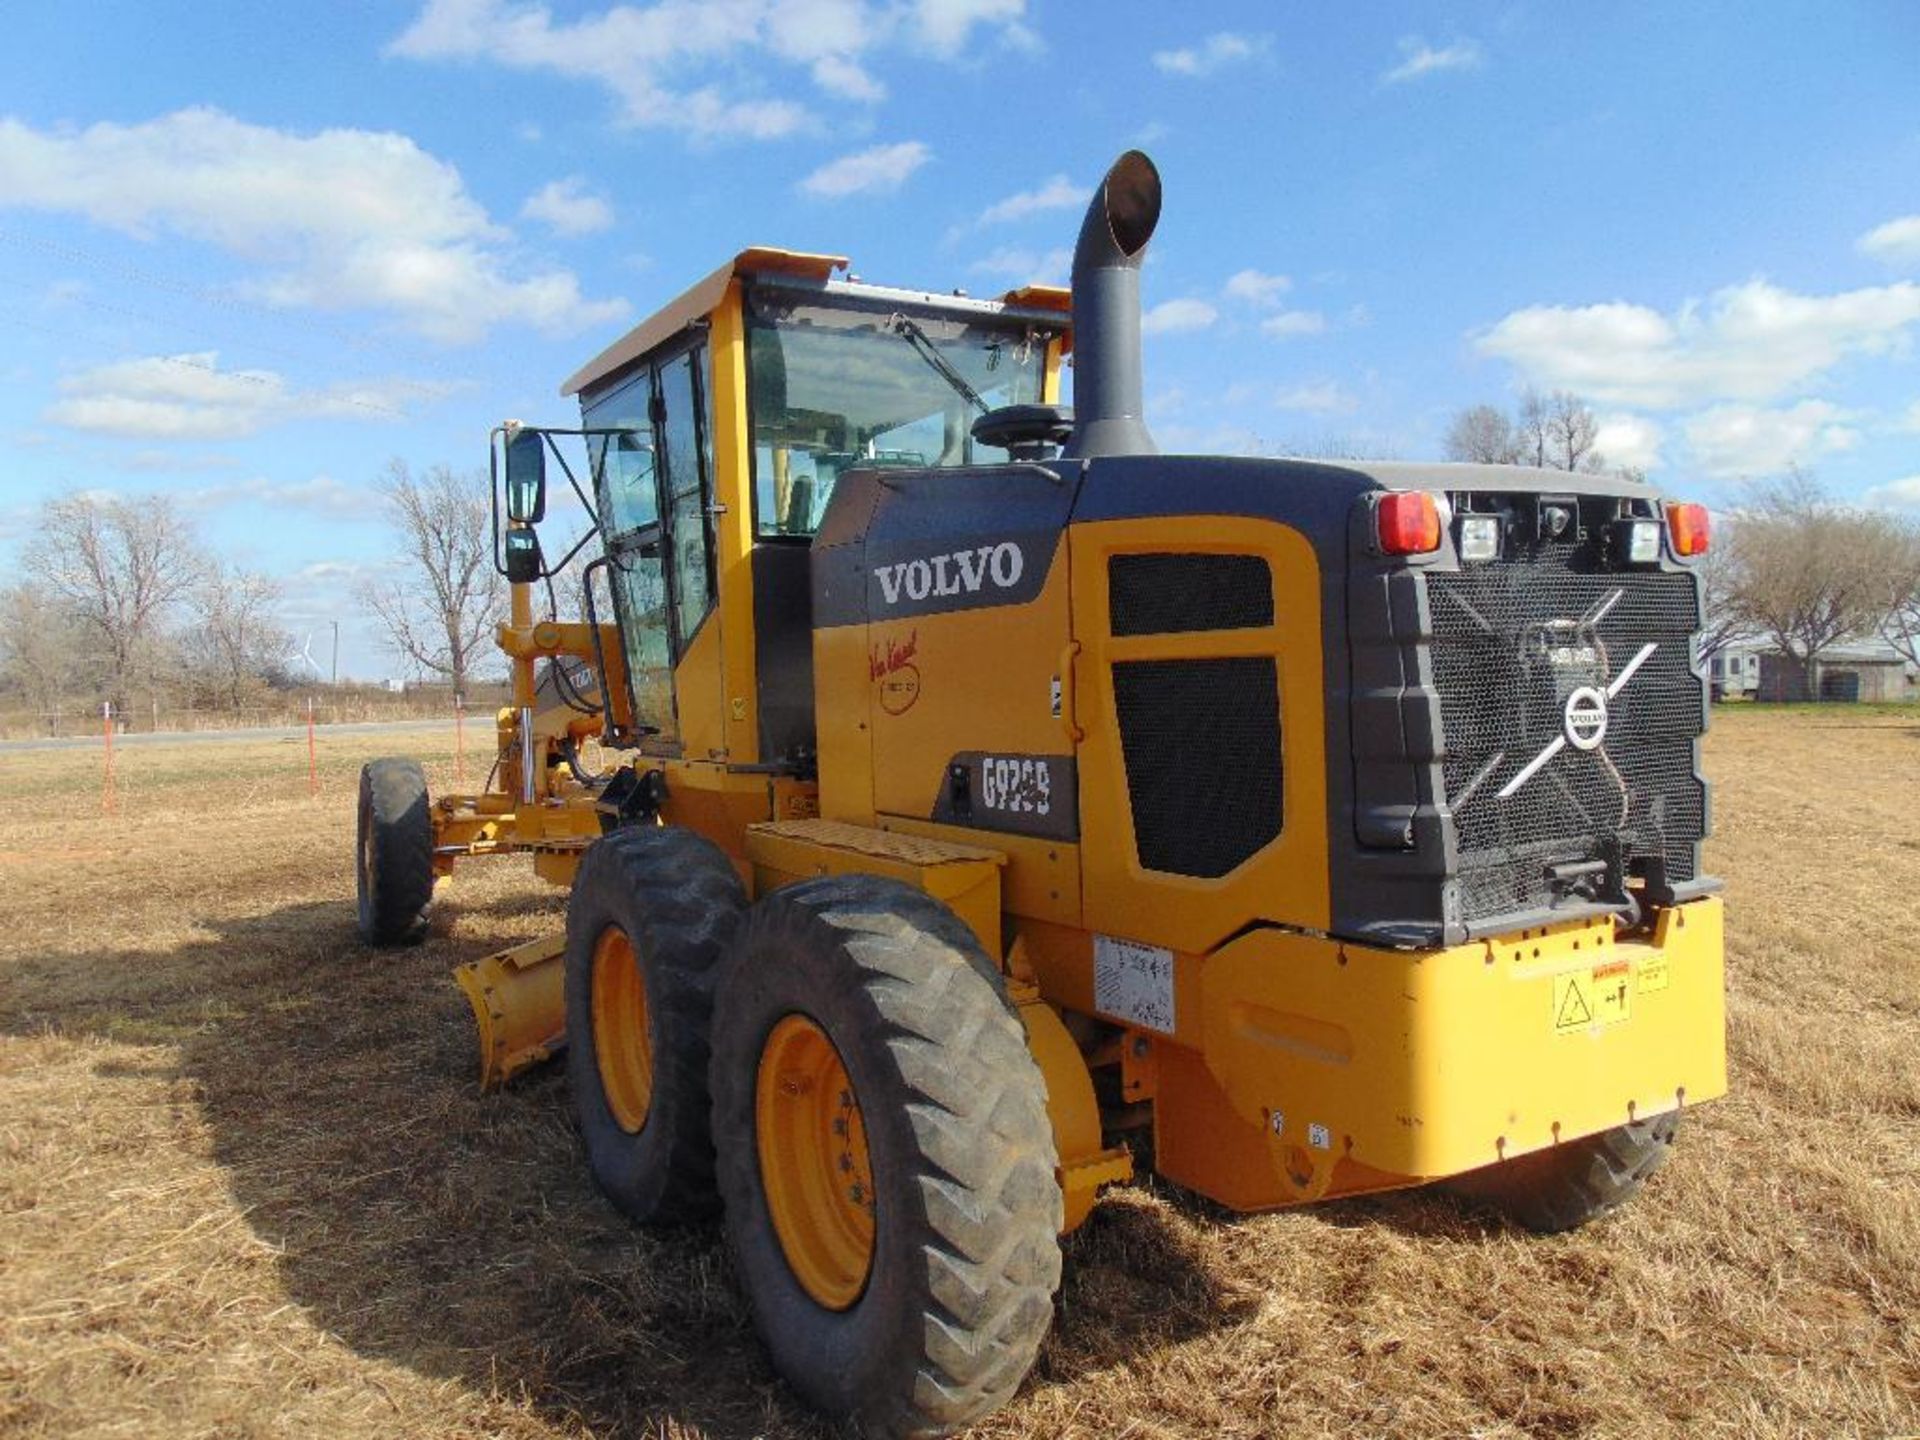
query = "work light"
xmin=1457 ymin=514 xmax=1501 ymax=563
xmin=1611 ymin=517 xmax=1662 ymax=566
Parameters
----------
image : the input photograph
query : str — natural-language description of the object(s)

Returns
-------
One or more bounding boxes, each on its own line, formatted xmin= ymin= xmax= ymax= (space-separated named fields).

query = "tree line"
xmin=1700 ymin=468 xmax=1920 ymax=685
xmin=1443 ymin=388 xmax=1636 ymax=479
xmin=0 ymin=462 xmax=510 ymax=733
xmin=1 ymin=494 xmax=292 ymax=728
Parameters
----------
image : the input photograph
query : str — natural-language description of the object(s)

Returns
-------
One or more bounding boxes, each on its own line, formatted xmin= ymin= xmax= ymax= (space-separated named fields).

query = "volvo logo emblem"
xmin=1563 ymin=686 xmax=1609 ymax=751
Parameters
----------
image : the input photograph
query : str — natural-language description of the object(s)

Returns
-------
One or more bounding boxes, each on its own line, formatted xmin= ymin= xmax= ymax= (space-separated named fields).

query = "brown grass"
xmin=1 ymin=710 xmax=1917 ymax=1439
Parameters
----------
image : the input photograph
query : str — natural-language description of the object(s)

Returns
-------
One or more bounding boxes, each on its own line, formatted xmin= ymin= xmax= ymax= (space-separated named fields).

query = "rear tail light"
xmin=1666 ymin=502 xmax=1710 ymax=557
xmin=1377 ymin=492 xmax=1442 ymax=555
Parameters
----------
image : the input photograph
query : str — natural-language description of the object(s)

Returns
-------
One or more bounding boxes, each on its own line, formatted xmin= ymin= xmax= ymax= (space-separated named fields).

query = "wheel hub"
xmin=755 ymin=1014 xmax=875 ymax=1310
xmin=590 ymin=926 xmax=653 ymax=1133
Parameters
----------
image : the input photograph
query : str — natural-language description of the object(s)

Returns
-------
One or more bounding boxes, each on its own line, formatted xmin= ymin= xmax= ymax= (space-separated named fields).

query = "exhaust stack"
xmin=1063 ymin=150 xmax=1162 ymax=460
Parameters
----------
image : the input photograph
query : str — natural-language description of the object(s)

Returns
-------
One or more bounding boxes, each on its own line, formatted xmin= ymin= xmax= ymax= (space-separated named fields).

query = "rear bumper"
xmin=1153 ymin=897 xmax=1726 ymax=1209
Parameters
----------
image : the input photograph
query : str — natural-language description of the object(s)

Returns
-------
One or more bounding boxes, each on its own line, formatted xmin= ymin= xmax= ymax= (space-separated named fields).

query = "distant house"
xmin=1707 ymin=647 xmax=1760 ymax=699
xmin=1754 ymin=640 xmax=1917 ymax=703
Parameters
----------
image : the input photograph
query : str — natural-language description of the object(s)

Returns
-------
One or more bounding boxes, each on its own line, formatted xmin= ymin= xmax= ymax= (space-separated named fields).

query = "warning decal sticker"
xmin=1093 ymin=934 xmax=1176 ymax=1034
xmin=1553 ymin=961 xmax=1632 ymax=1034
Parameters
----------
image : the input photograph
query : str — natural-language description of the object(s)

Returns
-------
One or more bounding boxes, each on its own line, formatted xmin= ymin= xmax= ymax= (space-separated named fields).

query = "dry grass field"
xmin=2 ymin=709 xmax=1916 ymax=1439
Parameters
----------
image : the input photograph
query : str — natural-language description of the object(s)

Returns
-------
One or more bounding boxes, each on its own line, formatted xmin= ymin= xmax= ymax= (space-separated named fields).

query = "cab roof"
xmin=560 ymin=246 xmax=1072 ymax=399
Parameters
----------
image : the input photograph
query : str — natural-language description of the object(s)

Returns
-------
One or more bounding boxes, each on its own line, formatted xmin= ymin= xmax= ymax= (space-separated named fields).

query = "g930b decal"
xmin=932 ymin=750 xmax=1078 ymax=841
xmin=982 ymin=756 xmax=1051 ymax=816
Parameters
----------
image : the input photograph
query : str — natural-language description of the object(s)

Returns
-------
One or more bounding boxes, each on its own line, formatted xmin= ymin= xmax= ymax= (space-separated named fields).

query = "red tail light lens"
xmin=1666 ymin=502 xmax=1710 ymax=557
xmin=1377 ymin=492 xmax=1442 ymax=555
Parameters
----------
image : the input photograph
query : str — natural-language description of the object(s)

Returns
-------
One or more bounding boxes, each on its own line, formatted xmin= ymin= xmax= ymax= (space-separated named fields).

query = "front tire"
xmin=1445 ymin=1112 xmax=1681 ymax=1233
xmin=563 ymin=827 xmax=745 ymax=1224
xmin=356 ymin=758 xmax=434 ymax=945
xmin=710 ymin=877 xmax=1063 ymax=1439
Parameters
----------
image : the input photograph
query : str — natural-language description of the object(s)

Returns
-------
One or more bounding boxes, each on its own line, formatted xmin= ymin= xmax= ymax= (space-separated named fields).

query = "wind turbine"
xmin=297 ymin=632 xmax=325 ymax=680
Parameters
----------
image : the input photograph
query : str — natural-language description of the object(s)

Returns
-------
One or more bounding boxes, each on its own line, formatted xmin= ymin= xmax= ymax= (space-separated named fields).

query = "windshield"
xmin=747 ymin=293 xmax=1051 ymax=537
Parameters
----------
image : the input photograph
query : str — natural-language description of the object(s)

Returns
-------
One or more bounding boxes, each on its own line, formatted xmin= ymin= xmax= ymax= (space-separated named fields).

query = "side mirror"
xmin=504 ymin=428 xmax=547 ymax=524
xmin=504 ymin=527 xmax=543 ymax=584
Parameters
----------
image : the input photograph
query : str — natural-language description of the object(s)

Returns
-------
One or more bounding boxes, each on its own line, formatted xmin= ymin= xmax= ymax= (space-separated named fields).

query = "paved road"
xmin=0 ymin=718 xmax=452 ymax=753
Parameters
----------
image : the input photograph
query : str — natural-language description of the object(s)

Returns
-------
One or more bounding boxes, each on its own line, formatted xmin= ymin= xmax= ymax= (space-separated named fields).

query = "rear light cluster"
xmin=1375 ymin=492 xmax=1441 ymax=555
xmin=1374 ymin=493 xmax=1712 ymax=560
xmin=1666 ymin=502 xmax=1710 ymax=557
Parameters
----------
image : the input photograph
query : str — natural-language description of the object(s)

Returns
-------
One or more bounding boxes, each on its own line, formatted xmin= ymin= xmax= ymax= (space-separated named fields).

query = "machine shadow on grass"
xmin=4 ymin=894 xmax=1422 ymax=1438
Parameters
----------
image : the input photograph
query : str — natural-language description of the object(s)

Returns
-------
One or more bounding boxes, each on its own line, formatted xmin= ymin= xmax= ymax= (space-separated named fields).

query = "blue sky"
xmin=2 ymin=1 xmax=1917 ymax=679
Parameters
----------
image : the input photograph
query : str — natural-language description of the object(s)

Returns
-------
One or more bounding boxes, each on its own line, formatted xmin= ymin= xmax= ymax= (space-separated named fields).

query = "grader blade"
xmin=454 ymin=934 xmax=567 ymax=1089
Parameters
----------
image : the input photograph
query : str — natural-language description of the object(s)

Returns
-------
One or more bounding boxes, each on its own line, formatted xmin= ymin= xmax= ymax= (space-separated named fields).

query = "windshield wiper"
xmin=887 ymin=312 xmax=989 ymax=416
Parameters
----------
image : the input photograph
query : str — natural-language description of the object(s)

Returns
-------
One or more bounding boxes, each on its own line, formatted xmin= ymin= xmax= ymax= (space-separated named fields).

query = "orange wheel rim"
xmin=591 ymin=926 xmax=652 ymax=1133
xmin=755 ymin=1014 xmax=875 ymax=1310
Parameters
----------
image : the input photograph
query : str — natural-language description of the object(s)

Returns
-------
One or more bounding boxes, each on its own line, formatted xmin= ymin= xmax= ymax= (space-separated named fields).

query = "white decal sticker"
xmin=1270 ymin=1111 xmax=1286 ymax=1135
xmin=979 ymin=756 xmax=1051 ymax=817
xmin=1307 ymin=1123 xmax=1332 ymax=1151
xmin=874 ymin=542 xmax=1025 ymax=606
xmin=1093 ymin=934 xmax=1175 ymax=1034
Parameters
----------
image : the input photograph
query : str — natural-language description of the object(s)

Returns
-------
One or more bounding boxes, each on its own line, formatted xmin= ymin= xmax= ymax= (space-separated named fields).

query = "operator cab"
xmin=560 ymin=249 xmax=1070 ymax=768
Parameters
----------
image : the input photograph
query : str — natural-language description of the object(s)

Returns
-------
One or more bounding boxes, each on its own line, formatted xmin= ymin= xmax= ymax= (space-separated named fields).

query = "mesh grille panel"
xmin=1109 ymin=553 xmax=1273 ymax=636
xmin=1427 ymin=555 xmax=1704 ymax=924
xmin=1113 ymin=657 xmax=1283 ymax=877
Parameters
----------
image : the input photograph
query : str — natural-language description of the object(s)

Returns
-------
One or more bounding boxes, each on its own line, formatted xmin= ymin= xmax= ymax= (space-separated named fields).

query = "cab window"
xmin=746 ymin=295 xmax=1050 ymax=537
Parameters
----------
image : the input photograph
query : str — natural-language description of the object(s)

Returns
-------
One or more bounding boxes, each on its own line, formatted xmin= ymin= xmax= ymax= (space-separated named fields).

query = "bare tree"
xmin=1543 ymin=390 xmax=1605 ymax=473
xmin=1514 ymin=389 xmax=1551 ymax=468
xmin=1692 ymin=519 xmax=1757 ymax=667
xmin=360 ymin=460 xmax=506 ymax=699
xmin=1876 ymin=515 xmax=1920 ymax=670
xmin=1444 ymin=405 xmax=1518 ymax=464
xmin=188 ymin=565 xmax=289 ymax=712
xmin=0 ymin=584 xmax=87 ymax=732
xmin=1727 ymin=469 xmax=1909 ymax=695
xmin=1445 ymin=389 xmax=1627 ymax=477
xmin=22 ymin=493 xmax=203 ymax=714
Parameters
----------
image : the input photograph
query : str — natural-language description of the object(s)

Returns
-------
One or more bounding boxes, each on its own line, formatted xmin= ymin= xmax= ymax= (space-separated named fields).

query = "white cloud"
xmin=388 ymin=0 xmax=1033 ymax=139
xmin=1383 ymin=36 xmax=1483 ymax=84
xmin=1592 ymin=412 xmax=1665 ymax=472
xmin=1897 ymin=400 xmax=1920 ymax=433
xmin=186 ymin=474 xmax=368 ymax=519
xmin=810 ymin=53 xmax=885 ymax=101
xmin=976 ymin=174 xmax=1081 ymax=227
xmin=1682 ymin=400 xmax=1862 ymax=479
xmin=800 ymin=141 xmax=931 ymax=198
xmin=967 ymin=246 xmax=1072 ymax=286
xmin=1863 ymin=475 xmax=1920 ymax=511
xmin=1142 ymin=298 xmax=1218 ymax=335
xmin=1153 ymin=32 xmax=1266 ymax=77
xmin=0 ymin=108 xmax=628 ymax=344
xmin=520 ymin=176 xmax=614 ymax=236
xmin=1476 ymin=279 xmax=1920 ymax=409
xmin=1224 ymin=268 xmax=1292 ymax=306
xmin=1858 ymin=215 xmax=1920 ymax=268
xmin=1272 ymin=382 xmax=1357 ymax=414
xmin=1261 ymin=308 xmax=1326 ymax=338
xmin=43 ymin=352 xmax=435 ymax=441
xmin=912 ymin=0 xmax=1034 ymax=55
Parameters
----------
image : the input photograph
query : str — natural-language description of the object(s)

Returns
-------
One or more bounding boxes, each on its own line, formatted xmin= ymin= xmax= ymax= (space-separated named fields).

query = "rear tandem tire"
xmin=1444 ymin=1112 xmax=1681 ymax=1234
xmin=709 ymin=876 xmax=1063 ymax=1439
xmin=563 ymin=826 xmax=746 ymax=1225
xmin=356 ymin=758 xmax=434 ymax=946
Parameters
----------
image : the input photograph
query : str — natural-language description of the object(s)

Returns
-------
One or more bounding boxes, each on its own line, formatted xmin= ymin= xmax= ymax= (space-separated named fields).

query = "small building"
xmin=1755 ymin=641 xmax=1917 ymax=703
xmin=1707 ymin=647 xmax=1760 ymax=699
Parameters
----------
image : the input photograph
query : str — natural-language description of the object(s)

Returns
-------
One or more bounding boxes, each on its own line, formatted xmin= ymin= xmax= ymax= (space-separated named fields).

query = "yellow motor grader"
xmin=355 ymin=152 xmax=1726 ymax=1437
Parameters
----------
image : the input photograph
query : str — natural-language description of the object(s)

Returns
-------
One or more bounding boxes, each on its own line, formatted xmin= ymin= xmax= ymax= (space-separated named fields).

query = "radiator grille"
xmin=1426 ymin=555 xmax=1704 ymax=924
xmin=1109 ymin=553 xmax=1273 ymax=635
xmin=1113 ymin=657 xmax=1283 ymax=877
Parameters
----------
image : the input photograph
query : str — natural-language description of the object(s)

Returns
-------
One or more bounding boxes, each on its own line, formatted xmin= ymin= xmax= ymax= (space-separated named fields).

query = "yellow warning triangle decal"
xmin=1557 ymin=977 xmax=1593 ymax=1028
